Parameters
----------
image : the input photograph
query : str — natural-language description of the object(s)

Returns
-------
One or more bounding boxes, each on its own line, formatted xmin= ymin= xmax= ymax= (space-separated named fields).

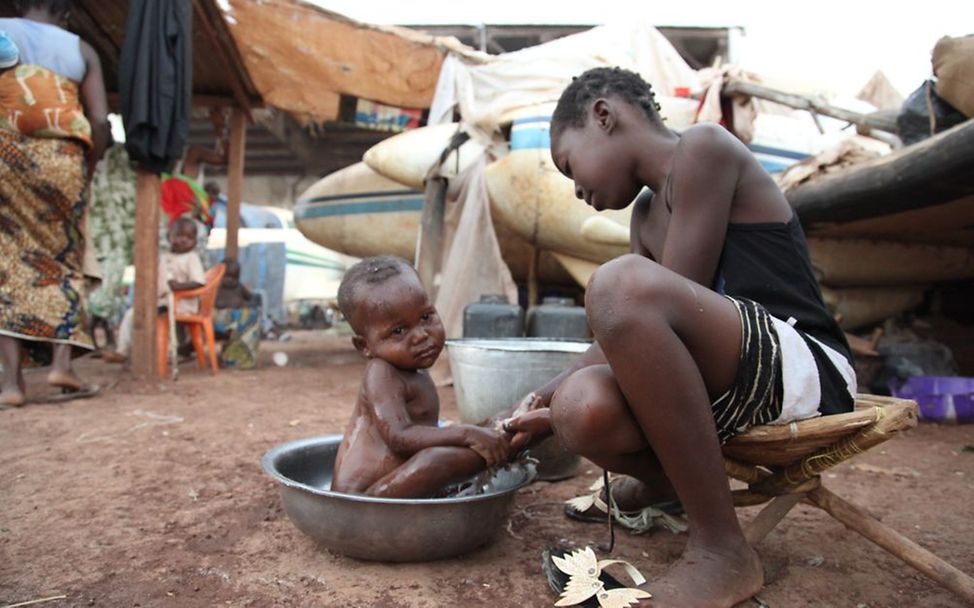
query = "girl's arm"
xmin=659 ymin=124 xmax=741 ymax=287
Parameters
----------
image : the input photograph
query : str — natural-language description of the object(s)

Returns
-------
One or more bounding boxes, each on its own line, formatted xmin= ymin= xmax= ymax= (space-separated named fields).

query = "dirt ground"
xmin=1 ymin=330 xmax=972 ymax=608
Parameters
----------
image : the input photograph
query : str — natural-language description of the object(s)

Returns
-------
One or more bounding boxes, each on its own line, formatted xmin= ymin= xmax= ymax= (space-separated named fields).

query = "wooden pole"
xmin=527 ymin=246 xmax=540 ymax=307
xmin=722 ymin=79 xmax=899 ymax=137
xmin=132 ymin=171 xmax=160 ymax=378
xmin=787 ymin=119 xmax=974 ymax=225
xmin=225 ymin=107 xmax=247 ymax=260
xmin=808 ymin=486 xmax=974 ymax=604
xmin=416 ymin=177 xmax=447 ymax=298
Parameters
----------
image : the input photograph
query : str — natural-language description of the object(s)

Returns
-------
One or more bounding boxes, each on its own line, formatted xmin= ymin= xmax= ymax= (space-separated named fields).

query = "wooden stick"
xmin=2 ymin=595 xmax=68 ymax=608
xmin=527 ymin=246 xmax=540 ymax=308
xmin=132 ymin=170 xmax=160 ymax=378
xmin=723 ymin=457 xmax=769 ymax=485
xmin=744 ymin=493 xmax=804 ymax=545
xmin=722 ymin=79 xmax=898 ymax=136
xmin=225 ymin=108 xmax=247 ymax=260
xmin=808 ymin=486 xmax=974 ymax=604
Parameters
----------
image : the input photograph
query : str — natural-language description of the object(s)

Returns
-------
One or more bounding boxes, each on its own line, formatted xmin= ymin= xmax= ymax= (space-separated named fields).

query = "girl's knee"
xmin=585 ymin=255 xmax=667 ymax=336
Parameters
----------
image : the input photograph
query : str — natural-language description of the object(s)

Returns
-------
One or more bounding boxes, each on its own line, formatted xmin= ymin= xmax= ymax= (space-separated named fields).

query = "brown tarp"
xmin=220 ymin=0 xmax=472 ymax=124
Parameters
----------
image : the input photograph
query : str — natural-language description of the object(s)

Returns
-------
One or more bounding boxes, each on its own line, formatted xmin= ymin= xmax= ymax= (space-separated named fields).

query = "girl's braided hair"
xmin=551 ymin=67 xmax=663 ymax=136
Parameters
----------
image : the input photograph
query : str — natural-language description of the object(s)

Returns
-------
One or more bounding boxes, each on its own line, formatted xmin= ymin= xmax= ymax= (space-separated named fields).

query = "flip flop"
xmin=564 ymin=475 xmax=685 ymax=533
xmin=37 ymin=384 xmax=101 ymax=404
xmin=565 ymin=498 xmax=684 ymax=523
xmin=542 ymin=546 xmax=652 ymax=608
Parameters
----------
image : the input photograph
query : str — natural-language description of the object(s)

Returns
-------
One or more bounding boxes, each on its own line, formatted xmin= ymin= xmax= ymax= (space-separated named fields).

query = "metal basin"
xmin=446 ymin=338 xmax=590 ymax=480
xmin=261 ymin=435 xmax=534 ymax=562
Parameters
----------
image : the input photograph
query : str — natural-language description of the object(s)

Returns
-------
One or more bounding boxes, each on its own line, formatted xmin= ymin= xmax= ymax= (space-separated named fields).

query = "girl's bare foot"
xmin=606 ymin=475 xmax=679 ymax=511
xmin=638 ymin=541 xmax=763 ymax=608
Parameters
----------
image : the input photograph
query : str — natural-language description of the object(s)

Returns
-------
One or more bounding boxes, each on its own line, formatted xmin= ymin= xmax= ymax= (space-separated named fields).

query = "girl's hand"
xmin=502 ymin=408 xmax=553 ymax=452
xmin=511 ymin=391 xmax=546 ymax=418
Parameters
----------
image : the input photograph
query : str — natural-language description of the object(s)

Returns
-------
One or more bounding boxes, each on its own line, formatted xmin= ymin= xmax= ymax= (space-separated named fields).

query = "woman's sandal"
xmin=37 ymin=384 xmax=102 ymax=404
xmin=542 ymin=545 xmax=652 ymax=608
xmin=564 ymin=475 xmax=686 ymax=535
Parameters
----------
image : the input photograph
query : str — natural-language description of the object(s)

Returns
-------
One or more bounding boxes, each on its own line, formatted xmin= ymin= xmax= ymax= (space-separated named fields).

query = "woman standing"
xmin=0 ymin=0 xmax=110 ymax=406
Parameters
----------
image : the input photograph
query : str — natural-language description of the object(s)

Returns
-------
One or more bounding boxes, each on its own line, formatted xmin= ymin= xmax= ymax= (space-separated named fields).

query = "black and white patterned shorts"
xmin=712 ymin=297 xmax=784 ymax=443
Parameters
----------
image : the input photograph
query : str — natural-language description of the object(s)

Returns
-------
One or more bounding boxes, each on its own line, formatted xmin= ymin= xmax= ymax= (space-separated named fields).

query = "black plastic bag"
xmin=896 ymin=80 xmax=967 ymax=145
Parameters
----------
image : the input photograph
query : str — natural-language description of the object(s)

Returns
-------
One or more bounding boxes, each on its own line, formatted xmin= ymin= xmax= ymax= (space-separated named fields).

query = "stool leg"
xmin=743 ymin=493 xmax=804 ymax=545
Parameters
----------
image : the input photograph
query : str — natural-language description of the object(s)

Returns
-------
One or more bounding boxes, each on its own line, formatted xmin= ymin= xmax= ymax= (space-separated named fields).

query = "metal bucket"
xmin=445 ymin=338 xmax=591 ymax=480
xmin=262 ymin=436 xmax=534 ymax=562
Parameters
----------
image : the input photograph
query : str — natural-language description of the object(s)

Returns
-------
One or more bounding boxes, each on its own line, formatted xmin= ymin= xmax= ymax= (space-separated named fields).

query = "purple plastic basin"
xmin=890 ymin=376 xmax=974 ymax=423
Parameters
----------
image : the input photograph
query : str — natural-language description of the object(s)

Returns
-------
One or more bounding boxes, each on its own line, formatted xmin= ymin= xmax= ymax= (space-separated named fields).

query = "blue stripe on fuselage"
xmin=509 ymin=114 xmax=807 ymax=173
xmin=294 ymin=196 xmax=425 ymax=220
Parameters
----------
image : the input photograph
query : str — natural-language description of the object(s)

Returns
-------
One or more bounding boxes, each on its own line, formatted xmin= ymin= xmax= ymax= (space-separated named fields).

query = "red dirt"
xmin=1 ymin=331 xmax=972 ymax=607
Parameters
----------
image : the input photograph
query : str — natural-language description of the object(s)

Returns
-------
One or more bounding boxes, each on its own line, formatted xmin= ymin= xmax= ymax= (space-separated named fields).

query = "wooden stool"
xmin=722 ymin=394 xmax=974 ymax=603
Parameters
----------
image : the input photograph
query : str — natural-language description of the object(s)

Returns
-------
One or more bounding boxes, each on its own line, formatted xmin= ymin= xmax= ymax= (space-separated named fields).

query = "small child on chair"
xmin=330 ymin=255 xmax=511 ymax=498
xmin=103 ymin=217 xmax=205 ymax=364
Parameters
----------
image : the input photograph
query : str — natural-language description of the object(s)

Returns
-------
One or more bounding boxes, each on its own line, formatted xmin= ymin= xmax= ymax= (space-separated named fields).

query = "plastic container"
xmin=526 ymin=296 xmax=590 ymax=340
xmin=889 ymin=376 xmax=974 ymax=423
xmin=463 ymin=294 xmax=524 ymax=338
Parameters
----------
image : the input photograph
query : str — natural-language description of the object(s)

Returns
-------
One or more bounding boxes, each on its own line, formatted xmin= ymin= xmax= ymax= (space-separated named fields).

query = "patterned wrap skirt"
xmin=0 ymin=130 xmax=93 ymax=359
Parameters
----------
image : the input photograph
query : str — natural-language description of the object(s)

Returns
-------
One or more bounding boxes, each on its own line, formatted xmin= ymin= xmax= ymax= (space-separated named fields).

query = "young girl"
xmin=504 ymin=67 xmax=856 ymax=607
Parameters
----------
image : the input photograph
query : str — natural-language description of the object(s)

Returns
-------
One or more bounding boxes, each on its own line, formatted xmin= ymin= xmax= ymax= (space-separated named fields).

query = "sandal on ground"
xmin=36 ymin=384 xmax=101 ymax=404
xmin=564 ymin=475 xmax=686 ymax=535
xmin=542 ymin=545 xmax=652 ymax=608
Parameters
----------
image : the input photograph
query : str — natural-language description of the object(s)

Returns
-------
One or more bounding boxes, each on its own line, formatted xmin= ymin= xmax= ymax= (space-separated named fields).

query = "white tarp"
xmin=428 ymin=20 xmax=702 ymax=131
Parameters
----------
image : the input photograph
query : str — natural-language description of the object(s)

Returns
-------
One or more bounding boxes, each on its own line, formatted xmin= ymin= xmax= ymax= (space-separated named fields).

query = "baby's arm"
xmin=168 ymin=279 xmax=203 ymax=291
xmin=366 ymin=364 xmax=510 ymax=466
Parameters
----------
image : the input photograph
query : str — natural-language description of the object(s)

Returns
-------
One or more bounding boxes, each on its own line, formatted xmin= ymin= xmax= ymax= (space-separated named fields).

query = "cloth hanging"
xmin=119 ymin=0 xmax=192 ymax=173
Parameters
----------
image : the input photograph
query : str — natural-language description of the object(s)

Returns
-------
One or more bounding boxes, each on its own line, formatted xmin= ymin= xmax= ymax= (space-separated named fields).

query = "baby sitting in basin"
xmin=331 ymin=255 xmax=512 ymax=498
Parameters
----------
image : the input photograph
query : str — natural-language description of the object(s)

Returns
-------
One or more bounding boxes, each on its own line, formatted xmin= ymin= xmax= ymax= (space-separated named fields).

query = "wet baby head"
xmin=337 ymin=255 xmax=445 ymax=370
xmin=550 ymin=67 xmax=665 ymax=212
xmin=168 ymin=217 xmax=198 ymax=254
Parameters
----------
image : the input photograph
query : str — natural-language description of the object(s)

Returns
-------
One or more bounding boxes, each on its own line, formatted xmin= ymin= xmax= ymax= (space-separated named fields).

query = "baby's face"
xmin=355 ymin=274 xmax=445 ymax=371
xmin=169 ymin=222 xmax=197 ymax=254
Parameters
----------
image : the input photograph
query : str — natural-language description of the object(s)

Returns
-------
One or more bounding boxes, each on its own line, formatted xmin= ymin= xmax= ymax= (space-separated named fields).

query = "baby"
xmin=103 ymin=217 xmax=205 ymax=364
xmin=215 ymin=258 xmax=256 ymax=310
xmin=331 ymin=255 xmax=510 ymax=498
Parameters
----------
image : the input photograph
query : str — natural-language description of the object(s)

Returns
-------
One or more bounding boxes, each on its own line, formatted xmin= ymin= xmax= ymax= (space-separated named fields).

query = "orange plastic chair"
xmin=155 ymin=263 xmax=226 ymax=377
